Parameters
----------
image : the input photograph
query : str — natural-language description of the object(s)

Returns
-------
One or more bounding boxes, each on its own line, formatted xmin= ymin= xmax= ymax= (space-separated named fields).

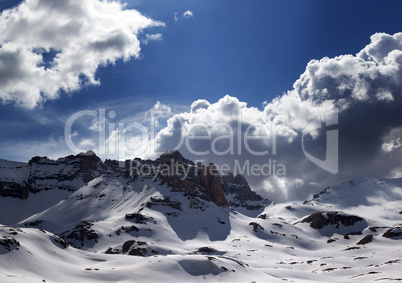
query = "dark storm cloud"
xmin=153 ymin=32 xmax=402 ymax=202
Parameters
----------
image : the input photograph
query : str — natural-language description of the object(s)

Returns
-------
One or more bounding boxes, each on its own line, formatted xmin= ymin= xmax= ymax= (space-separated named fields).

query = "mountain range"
xmin=0 ymin=150 xmax=401 ymax=282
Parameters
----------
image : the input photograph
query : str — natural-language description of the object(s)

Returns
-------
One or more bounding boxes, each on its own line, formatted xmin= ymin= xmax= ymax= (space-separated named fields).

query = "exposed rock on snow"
xmin=356 ymin=234 xmax=374 ymax=245
xmin=382 ymin=227 xmax=402 ymax=239
xmin=301 ymin=211 xmax=365 ymax=230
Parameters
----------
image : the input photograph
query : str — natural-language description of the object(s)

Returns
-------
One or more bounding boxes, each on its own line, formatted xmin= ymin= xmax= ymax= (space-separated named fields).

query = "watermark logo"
xmin=63 ymin=106 xmax=339 ymax=179
xmin=302 ymin=109 xmax=339 ymax=174
xmin=64 ymin=107 xmax=281 ymax=160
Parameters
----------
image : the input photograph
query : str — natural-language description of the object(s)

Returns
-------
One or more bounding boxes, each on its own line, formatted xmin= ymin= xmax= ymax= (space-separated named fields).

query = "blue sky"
xmin=1 ymin=0 xmax=402 ymax=162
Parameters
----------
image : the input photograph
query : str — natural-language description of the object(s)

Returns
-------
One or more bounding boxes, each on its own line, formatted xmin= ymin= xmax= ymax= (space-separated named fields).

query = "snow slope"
xmin=0 ymin=153 xmax=402 ymax=282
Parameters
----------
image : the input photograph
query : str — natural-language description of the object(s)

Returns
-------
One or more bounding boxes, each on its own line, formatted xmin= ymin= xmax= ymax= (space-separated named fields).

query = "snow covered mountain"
xmin=0 ymin=151 xmax=401 ymax=282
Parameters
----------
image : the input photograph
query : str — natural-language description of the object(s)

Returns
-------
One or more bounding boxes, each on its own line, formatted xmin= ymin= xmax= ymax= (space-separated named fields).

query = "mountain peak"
xmin=157 ymin=150 xmax=193 ymax=165
xmin=78 ymin=150 xmax=96 ymax=156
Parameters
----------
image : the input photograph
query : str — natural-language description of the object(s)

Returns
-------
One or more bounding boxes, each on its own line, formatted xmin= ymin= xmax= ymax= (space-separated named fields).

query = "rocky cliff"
xmin=222 ymin=172 xmax=269 ymax=211
xmin=0 ymin=150 xmax=269 ymax=208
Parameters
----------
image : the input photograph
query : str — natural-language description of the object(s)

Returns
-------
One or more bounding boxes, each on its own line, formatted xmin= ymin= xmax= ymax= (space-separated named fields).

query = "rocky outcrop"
xmin=150 ymin=151 xmax=228 ymax=207
xmin=222 ymin=173 xmax=263 ymax=201
xmin=105 ymin=240 xmax=154 ymax=257
xmin=199 ymin=164 xmax=228 ymax=206
xmin=249 ymin=222 xmax=264 ymax=232
xmin=357 ymin=234 xmax=374 ymax=245
xmin=382 ymin=227 xmax=402 ymax=239
xmin=125 ymin=212 xmax=156 ymax=224
xmin=0 ymin=236 xmax=20 ymax=252
xmin=68 ymin=150 xmax=107 ymax=183
xmin=146 ymin=196 xmax=183 ymax=211
xmin=0 ymin=151 xmax=111 ymax=199
xmin=0 ymin=160 xmax=30 ymax=199
xmin=60 ymin=221 xmax=98 ymax=248
xmin=0 ymin=182 xmax=29 ymax=199
xmin=301 ymin=212 xmax=364 ymax=229
xmin=157 ymin=150 xmax=194 ymax=165
xmin=221 ymin=173 xmax=267 ymax=210
xmin=29 ymin=151 xmax=108 ymax=193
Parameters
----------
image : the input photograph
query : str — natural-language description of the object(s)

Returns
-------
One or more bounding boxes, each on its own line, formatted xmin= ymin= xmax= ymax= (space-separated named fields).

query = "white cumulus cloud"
xmin=183 ymin=10 xmax=194 ymax=18
xmin=142 ymin=33 xmax=163 ymax=45
xmin=0 ymin=0 xmax=164 ymax=109
xmin=174 ymin=10 xmax=194 ymax=21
